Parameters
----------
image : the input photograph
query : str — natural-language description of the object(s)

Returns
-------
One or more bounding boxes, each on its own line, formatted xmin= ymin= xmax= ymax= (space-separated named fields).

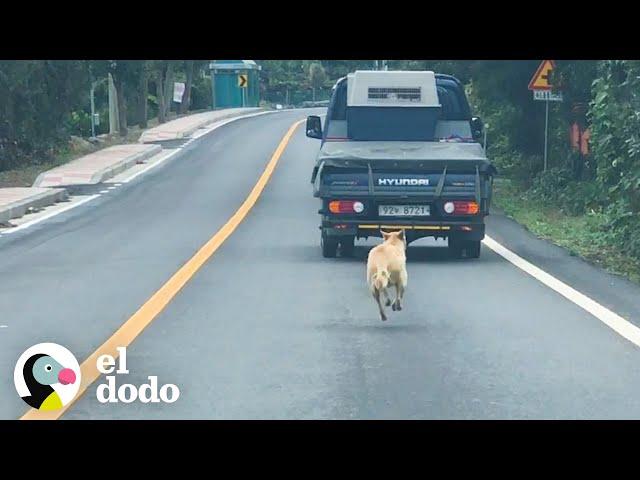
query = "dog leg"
xmin=392 ymin=284 xmax=401 ymax=311
xmin=393 ymin=270 xmax=408 ymax=311
xmin=391 ymin=285 xmax=398 ymax=310
xmin=373 ymin=290 xmax=387 ymax=321
xmin=393 ymin=285 xmax=403 ymax=311
xmin=382 ymin=288 xmax=392 ymax=307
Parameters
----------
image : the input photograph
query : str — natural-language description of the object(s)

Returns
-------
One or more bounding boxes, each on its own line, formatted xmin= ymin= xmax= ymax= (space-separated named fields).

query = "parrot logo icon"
xmin=15 ymin=343 xmax=81 ymax=411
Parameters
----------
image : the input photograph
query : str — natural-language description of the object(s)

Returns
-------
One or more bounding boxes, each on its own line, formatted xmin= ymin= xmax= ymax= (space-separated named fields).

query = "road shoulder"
xmin=486 ymin=211 xmax=640 ymax=329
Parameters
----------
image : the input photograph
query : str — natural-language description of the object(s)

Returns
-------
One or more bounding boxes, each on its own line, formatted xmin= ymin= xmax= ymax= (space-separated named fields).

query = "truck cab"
xmin=306 ymin=70 xmax=496 ymax=259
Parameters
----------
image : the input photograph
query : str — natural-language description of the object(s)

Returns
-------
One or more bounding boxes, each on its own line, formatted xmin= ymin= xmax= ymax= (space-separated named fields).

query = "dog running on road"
xmin=366 ymin=230 xmax=408 ymax=321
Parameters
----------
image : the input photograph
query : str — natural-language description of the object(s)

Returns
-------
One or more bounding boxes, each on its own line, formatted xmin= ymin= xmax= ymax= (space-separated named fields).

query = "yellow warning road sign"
xmin=529 ymin=60 xmax=556 ymax=91
xmin=238 ymin=74 xmax=248 ymax=88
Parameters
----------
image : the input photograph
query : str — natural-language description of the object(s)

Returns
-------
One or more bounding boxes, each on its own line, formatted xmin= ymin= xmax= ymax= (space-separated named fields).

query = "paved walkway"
xmin=1 ymin=107 xmax=268 ymax=220
xmin=138 ymin=108 xmax=264 ymax=143
xmin=33 ymin=144 xmax=161 ymax=188
xmin=0 ymin=187 xmax=66 ymax=223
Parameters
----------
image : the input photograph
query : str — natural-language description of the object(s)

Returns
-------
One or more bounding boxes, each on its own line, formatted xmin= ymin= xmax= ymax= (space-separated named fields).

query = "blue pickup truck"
xmin=306 ymin=70 xmax=496 ymax=259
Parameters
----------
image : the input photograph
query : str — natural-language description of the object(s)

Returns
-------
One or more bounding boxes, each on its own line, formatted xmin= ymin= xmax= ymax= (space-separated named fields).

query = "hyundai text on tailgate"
xmin=306 ymin=70 xmax=497 ymax=258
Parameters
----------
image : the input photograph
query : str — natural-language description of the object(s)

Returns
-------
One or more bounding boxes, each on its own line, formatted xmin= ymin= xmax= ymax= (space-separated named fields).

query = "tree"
xmin=138 ymin=61 xmax=149 ymax=128
xmin=109 ymin=60 xmax=140 ymax=137
xmin=180 ymin=60 xmax=194 ymax=114
xmin=150 ymin=61 xmax=172 ymax=124
xmin=552 ymin=60 xmax=599 ymax=179
xmin=0 ymin=60 xmax=89 ymax=170
xmin=156 ymin=67 xmax=166 ymax=123
xmin=309 ymin=62 xmax=327 ymax=102
xmin=163 ymin=61 xmax=175 ymax=118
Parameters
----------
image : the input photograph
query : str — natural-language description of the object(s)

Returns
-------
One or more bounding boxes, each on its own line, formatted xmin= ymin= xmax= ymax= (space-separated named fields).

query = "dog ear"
xmin=397 ymin=229 xmax=405 ymax=240
xmin=381 ymin=230 xmax=390 ymax=240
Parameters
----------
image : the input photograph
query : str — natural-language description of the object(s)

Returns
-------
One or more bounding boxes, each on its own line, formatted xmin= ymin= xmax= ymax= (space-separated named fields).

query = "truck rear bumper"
xmin=322 ymin=218 xmax=485 ymax=241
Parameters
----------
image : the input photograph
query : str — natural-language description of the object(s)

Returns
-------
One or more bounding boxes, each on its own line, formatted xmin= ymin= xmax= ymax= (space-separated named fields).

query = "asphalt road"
xmin=2 ymin=109 xmax=640 ymax=419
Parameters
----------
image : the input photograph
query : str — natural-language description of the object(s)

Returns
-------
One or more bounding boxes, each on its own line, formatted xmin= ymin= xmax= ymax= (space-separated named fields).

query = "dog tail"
xmin=373 ymin=269 xmax=389 ymax=291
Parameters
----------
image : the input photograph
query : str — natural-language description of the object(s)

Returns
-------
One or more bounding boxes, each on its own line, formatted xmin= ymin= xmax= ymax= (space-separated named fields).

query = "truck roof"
xmin=329 ymin=72 xmax=471 ymax=121
xmin=346 ymin=70 xmax=440 ymax=108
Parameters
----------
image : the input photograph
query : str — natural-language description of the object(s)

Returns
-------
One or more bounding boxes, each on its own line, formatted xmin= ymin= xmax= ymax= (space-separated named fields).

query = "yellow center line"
xmin=21 ymin=119 xmax=304 ymax=420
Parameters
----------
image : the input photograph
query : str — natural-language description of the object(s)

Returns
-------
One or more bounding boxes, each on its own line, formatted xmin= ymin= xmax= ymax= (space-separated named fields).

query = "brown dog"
xmin=366 ymin=230 xmax=408 ymax=321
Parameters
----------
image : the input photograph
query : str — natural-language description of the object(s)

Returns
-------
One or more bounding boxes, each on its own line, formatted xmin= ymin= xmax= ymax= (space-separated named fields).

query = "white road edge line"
xmin=482 ymin=235 xmax=640 ymax=348
xmin=121 ymin=149 xmax=182 ymax=184
xmin=0 ymin=195 xmax=101 ymax=235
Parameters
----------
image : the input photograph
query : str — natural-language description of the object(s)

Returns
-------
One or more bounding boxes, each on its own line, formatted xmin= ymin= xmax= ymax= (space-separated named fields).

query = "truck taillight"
xmin=329 ymin=200 xmax=364 ymax=214
xmin=443 ymin=201 xmax=479 ymax=215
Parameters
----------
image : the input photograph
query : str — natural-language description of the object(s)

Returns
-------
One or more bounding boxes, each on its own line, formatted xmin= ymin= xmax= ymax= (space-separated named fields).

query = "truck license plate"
xmin=378 ymin=205 xmax=430 ymax=217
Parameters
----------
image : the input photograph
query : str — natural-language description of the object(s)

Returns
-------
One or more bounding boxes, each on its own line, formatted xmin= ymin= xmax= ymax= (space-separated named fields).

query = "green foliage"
xmin=68 ymin=110 xmax=92 ymax=137
xmin=0 ymin=60 xmax=89 ymax=170
xmin=0 ymin=60 xmax=207 ymax=171
xmin=308 ymin=63 xmax=327 ymax=90
xmin=588 ymin=60 xmax=640 ymax=258
xmin=524 ymin=168 xmax=604 ymax=216
xmin=189 ymin=74 xmax=212 ymax=110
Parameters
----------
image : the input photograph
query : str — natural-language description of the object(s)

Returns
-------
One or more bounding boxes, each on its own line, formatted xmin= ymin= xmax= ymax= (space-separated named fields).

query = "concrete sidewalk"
xmin=33 ymin=144 xmax=161 ymax=188
xmin=138 ymin=107 xmax=265 ymax=143
xmin=1 ymin=107 xmax=269 ymax=221
xmin=0 ymin=187 xmax=67 ymax=224
xmin=35 ymin=107 xmax=267 ymax=189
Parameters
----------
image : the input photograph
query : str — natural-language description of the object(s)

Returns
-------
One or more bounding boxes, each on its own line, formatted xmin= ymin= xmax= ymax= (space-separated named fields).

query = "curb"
xmin=0 ymin=188 xmax=68 ymax=224
xmin=139 ymin=108 xmax=266 ymax=143
xmin=33 ymin=144 xmax=162 ymax=188
xmin=85 ymin=144 xmax=162 ymax=185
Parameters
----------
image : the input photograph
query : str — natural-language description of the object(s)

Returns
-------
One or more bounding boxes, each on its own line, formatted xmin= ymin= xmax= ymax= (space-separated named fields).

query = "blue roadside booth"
xmin=209 ymin=60 xmax=261 ymax=109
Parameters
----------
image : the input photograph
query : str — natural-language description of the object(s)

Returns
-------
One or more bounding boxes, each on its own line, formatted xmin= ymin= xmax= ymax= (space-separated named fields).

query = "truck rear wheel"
xmin=339 ymin=236 xmax=355 ymax=257
xmin=466 ymin=240 xmax=481 ymax=258
xmin=449 ymin=238 xmax=481 ymax=259
xmin=321 ymin=231 xmax=338 ymax=258
xmin=448 ymin=238 xmax=464 ymax=259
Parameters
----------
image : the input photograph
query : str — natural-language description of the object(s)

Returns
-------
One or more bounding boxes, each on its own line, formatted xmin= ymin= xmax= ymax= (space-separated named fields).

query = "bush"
xmin=528 ymin=168 xmax=573 ymax=199
xmin=603 ymin=201 xmax=640 ymax=259
xmin=558 ymin=181 xmax=605 ymax=216
xmin=68 ymin=110 xmax=92 ymax=137
xmin=525 ymin=168 xmax=605 ymax=216
xmin=0 ymin=61 xmax=89 ymax=170
xmin=190 ymin=77 xmax=211 ymax=111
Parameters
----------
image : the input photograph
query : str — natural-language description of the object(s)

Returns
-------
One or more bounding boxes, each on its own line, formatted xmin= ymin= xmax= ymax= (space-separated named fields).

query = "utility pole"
xmin=90 ymin=81 xmax=97 ymax=139
xmin=108 ymin=73 xmax=119 ymax=134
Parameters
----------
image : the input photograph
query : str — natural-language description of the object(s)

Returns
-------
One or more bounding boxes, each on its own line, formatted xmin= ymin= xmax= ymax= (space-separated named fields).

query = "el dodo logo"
xmin=15 ymin=344 xmax=179 ymax=409
xmin=14 ymin=343 xmax=80 ymax=411
xmin=96 ymin=347 xmax=180 ymax=404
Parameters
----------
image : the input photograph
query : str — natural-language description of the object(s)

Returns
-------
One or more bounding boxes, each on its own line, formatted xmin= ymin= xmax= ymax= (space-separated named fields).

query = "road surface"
xmin=2 ymin=109 xmax=640 ymax=419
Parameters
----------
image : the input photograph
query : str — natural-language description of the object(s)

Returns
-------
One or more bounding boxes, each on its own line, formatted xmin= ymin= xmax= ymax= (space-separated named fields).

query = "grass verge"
xmin=493 ymin=178 xmax=640 ymax=285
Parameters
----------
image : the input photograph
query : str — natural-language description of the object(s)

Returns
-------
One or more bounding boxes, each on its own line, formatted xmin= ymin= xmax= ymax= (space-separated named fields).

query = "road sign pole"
xmin=238 ymin=73 xmax=248 ymax=107
xmin=529 ymin=60 xmax=561 ymax=172
xmin=544 ymin=99 xmax=549 ymax=172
